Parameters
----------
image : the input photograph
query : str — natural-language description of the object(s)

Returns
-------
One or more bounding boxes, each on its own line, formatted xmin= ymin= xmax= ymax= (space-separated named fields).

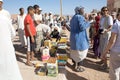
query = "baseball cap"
xmin=39 ymin=8 xmax=42 ymax=11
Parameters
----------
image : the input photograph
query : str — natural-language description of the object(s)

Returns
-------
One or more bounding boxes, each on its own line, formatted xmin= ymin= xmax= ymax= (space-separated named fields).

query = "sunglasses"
xmin=103 ymin=10 xmax=108 ymax=12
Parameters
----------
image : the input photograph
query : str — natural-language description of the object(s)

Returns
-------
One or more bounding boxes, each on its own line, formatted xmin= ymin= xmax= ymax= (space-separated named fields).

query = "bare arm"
xmin=102 ymin=32 xmax=117 ymax=59
xmin=106 ymin=25 xmax=112 ymax=32
xmin=34 ymin=20 xmax=41 ymax=26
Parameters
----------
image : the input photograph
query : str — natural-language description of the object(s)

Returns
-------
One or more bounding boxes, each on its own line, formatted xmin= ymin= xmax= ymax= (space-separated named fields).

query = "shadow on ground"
xmin=66 ymin=69 xmax=88 ymax=80
xmin=66 ymin=49 xmax=109 ymax=73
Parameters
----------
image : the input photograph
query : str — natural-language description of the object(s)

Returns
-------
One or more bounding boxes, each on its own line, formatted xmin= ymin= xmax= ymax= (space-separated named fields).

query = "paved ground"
xmin=14 ymin=35 xmax=110 ymax=80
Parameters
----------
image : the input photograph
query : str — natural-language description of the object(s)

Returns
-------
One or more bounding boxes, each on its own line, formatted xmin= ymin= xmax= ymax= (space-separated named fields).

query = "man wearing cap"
xmin=0 ymin=0 xmax=11 ymax=19
xmin=33 ymin=4 xmax=42 ymax=26
xmin=33 ymin=5 xmax=44 ymax=53
xmin=70 ymin=6 xmax=90 ymax=72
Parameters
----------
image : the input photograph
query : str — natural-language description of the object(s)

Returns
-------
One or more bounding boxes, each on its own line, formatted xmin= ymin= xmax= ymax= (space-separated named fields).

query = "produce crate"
xmin=47 ymin=57 xmax=58 ymax=77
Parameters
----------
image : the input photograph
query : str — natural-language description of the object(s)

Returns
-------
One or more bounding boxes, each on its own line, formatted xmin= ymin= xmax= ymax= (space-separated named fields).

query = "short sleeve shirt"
xmin=100 ymin=15 xmax=113 ymax=29
xmin=24 ymin=14 xmax=36 ymax=37
xmin=111 ymin=20 xmax=120 ymax=52
xmin=34 ymin=14 xmax=42 ymax=21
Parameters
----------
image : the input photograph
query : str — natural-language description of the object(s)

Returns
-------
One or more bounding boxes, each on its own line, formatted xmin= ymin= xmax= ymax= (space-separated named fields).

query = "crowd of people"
xmin=0 ymin=0 xmax=120 ymax=80
xmin=16 ymin=5 xmax=71 ymax=66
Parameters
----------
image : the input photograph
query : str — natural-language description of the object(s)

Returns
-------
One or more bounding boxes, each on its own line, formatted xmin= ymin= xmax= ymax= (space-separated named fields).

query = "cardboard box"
xmin=44 ymin=40 xmax=52 ymax=49
xmin=36 ymin=65 xmax=47 ymax=76
xmin=59 ymin=37 xmax=67 ymax=43
xmin=57 ymin=54 xmax=68 ymax=60
xmin=57 ymin=60 xmax=67 ymax=66
xmin=57 ymin=43 xmax=67 ymax=49
xmin=47 ymin=57 xmax=58 ymax=77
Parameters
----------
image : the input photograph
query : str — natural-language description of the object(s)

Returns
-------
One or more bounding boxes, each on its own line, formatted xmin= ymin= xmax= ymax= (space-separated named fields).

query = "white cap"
xmin=39 ymin=8 xmax=42 ymax=11
xmin=49 ymin=12 xmax=52 ymax=14
xmin=0 ymin=0 xmax=3 ymax=2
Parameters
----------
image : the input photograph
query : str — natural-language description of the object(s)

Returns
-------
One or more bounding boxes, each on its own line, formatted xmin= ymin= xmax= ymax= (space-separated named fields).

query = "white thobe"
xmin=0 ymin=15 xmax=23 ymax=80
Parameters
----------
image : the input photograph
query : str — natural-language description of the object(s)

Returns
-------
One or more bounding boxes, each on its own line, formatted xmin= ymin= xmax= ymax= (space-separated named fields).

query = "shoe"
xmin=100 ymin=63 xmax=108 ymax=70
xmin=96 ymin=60 xmax=104 ymax=65
xmin=75 ymin=66 xmax=85 ymax=72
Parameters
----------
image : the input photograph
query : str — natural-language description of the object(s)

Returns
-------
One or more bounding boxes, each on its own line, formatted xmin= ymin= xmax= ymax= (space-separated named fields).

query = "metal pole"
xmin=60 ymin=0 xmax=62 ymax=17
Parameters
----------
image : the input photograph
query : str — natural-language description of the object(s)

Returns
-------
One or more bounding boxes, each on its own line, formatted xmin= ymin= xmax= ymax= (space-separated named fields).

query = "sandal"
xmin=100 ymin=64 xmax=108 ymax=70
xmin=30 ymin=58 xmax=37 ymax=61
xmin=75 ymin=66 xmax=85 ymax=72
xmin=26 ymin=62 xmax=33 ymax=66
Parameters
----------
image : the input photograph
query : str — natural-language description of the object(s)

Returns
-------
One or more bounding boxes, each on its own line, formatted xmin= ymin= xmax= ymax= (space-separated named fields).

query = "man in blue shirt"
xmin=70 ymin=6 xmax=90 ymax=72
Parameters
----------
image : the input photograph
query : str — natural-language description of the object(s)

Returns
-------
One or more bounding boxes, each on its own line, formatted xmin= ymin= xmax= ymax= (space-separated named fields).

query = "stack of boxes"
xmin=41 ymin=47 xmax=50 ymax=62
xmin=57 ymin=37 xmax=68 ymax=68
xmin=47 ymin=57 xmax=58 ymax=77
xmin=36 ymin=37 xmax=68 ymax=77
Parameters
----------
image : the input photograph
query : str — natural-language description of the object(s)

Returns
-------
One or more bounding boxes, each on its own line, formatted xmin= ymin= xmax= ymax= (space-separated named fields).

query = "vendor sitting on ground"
xmin=50 ymin=27 xmax=61 ymax=42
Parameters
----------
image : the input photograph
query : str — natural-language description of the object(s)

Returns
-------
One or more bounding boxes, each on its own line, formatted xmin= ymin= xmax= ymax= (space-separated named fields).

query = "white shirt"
xmin=36 ymin=23 xmax=51 ymax=34
xmin=111 ymin=20 xmax=120 ymax=53
xmin=0 ymin=9 xmax=11 ymax=20
xmin=0 ymin=14 xmax=22 ymax=80
xmin=48 ymin=15 xmax=53 ymax=24
xmin=34 ymin=13 xmax=42 ymax=21
xmin=17 ymin=14 xmax=26 ymax=29
xmin=100 ymin=15 xmax=113 ymax=29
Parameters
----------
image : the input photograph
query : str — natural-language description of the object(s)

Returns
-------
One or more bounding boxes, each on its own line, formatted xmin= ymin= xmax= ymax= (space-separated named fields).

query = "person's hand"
xmin=84 ymin=13 xmax=89 ymax=21
xmin=101 ymin=51 xmax=109 ymax=60
xmin=31 ymin=36 xmax=35 ymax=43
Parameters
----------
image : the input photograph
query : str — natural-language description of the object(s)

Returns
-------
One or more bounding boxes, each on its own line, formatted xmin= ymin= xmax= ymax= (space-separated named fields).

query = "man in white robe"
xmin=0 ymin=0 xmax=11 ymax=19
xmin=0 ymin=14 xmax=23 ymax=80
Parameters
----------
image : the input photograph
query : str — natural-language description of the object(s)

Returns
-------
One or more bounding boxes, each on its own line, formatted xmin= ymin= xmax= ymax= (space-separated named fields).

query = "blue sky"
xmin=3 ymin=0 xmax=107 ymax=15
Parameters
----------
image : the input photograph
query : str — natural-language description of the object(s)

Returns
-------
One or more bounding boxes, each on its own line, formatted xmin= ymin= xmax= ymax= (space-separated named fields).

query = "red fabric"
xmin=24 ymin=14 xmax=36 ymax=37
xmin=95 ymin=16 xmax=100 ymax=32
xmin=95 ymin=16 xmax=100 ymax=24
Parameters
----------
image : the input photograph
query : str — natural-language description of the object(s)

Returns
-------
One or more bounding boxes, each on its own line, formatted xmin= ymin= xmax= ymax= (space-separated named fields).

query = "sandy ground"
xmin=13 ymin=24 xmax=110 ymax=80
xmin=13 ymin=35 xmax=110 ymax=80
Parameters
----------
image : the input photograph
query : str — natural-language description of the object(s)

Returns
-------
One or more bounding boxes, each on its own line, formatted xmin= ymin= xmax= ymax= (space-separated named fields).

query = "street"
xmin=14 ymin=35 xmax=110 ymax=80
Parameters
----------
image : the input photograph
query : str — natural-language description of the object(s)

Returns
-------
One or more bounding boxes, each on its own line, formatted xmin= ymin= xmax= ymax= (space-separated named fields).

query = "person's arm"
xmin=10 ymin=22 xmax=16 ymax=39
xmin=78 ymin=15 xmax=90 ymax=31
xmin=34 ymin=20 xmax=41 ymax=26
xmin=105 ymin=16 xmax=113 ymax=32
xmin=101 ymin=32 xmax=117 ymax=60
